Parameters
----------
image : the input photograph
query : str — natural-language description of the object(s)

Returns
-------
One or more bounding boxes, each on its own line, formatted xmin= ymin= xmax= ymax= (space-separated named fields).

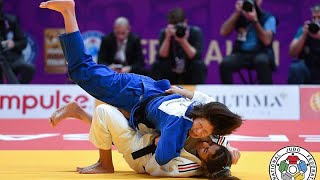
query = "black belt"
xmin=131 ymin=142 xmax=157 ymax=160
xmin=134 ymin=93 xmax=168 ymax=129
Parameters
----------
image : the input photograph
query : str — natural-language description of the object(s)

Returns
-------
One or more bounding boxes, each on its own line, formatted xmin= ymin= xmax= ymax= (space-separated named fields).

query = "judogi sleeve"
xmin=58 ymin=31 xmax=144 ymax=112
xmin=191 ymin=91 xmax=215 ymax=104
xmin=210 ymin=135 xmax=229 ymax=147
xmin=154 ymin=116 xmax=192 ymax=166
xmin=145 ymin=151 xmax=202 ymax=177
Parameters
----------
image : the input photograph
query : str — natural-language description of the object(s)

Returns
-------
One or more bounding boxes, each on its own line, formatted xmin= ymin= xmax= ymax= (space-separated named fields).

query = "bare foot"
xmin=39 ymin=0 xmax=75 ymax=14
xmin=78 ymin=162 xmax=114 ymax=174
xmin=76 ymin=161 xmax=99 ymax=172
xmin=49 ymin=101 xmax=82 ymax=127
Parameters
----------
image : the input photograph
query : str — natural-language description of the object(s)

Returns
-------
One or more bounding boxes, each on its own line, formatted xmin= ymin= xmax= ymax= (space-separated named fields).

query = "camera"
xmin=242 ymin=0 xmax=255 ymax=12
xmin=308 ymin=21 xmax=320 ymax=34
xmin=175 ymin=23 xmax=187 ymax=38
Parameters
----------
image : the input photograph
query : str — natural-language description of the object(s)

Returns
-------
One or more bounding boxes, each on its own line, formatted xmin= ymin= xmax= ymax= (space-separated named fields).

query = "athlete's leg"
xmin=88 ymin=104 xmax=138 ymax=154
xmin=39 ymin=0 xmax=78 ymax=33
xmin=78 ymin=104 xmax=138 ymax=174
xmin=82 ymin=104 xmax=156 ymax=173
xmin=75 ymin=104 xmax=136 ymax=174
xmin=40 ymin=1 xmax=166 ymax=112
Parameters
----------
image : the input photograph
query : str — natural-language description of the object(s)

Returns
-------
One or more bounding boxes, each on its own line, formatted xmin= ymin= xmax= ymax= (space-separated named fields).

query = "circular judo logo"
xmin=269 ymin=146 xmax=317 ymax=180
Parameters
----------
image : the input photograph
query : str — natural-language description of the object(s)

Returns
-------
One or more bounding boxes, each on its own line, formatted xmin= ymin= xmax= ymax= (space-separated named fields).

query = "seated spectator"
xmin=219 ymin=0 xmax=277 ymax=84
xmin=288 ymin=4 xmax=320 ymax=84
xmin=0 ymin=0 xmax=35 ymax=84
xmin=151 ymin=8 xmax=206 ymax=84
xmin=97 ymin=17 xmax=146 ymax=75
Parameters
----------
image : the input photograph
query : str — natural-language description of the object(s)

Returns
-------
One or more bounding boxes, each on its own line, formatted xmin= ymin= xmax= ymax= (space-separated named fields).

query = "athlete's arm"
xmin=165 ymin=86 xmax=214 ymax=104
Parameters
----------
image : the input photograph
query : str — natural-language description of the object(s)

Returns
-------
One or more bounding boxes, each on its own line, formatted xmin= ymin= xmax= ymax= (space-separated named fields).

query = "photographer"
xmin=0 ymin=0 xmax=35 ymax=84
xmin=288 ymin=4 xmax=320 ymax=84
xmin=219 ymin=0 xmax=277 ymax=84
xmin=151 ymin=8 xmax=206 ymax=84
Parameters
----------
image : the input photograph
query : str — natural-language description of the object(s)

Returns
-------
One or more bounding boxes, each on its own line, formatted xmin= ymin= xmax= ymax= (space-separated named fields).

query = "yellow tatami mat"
xmin=0 ymin=150 xmax=319 ymax=180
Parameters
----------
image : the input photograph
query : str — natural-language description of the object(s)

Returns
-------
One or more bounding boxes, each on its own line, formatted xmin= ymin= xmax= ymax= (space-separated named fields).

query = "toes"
xmin=49 ymin=117 xmax=55 ymax=127
xmin=76 ymin=167 xmax=83 ymax=172
xmin=79 ymin=170 xmax=89 ymax=174
xmin=39 ymin=2 xmax=48 ymax=8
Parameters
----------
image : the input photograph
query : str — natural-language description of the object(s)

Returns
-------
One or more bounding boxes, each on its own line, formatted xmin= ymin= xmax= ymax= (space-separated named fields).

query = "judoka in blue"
xmin=59 ymin=31 xmax=241 ymax=165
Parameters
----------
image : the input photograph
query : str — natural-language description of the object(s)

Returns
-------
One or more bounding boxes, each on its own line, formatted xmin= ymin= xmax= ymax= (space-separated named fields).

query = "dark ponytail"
xmin=205 ymin=146 xmax=240 ymax=180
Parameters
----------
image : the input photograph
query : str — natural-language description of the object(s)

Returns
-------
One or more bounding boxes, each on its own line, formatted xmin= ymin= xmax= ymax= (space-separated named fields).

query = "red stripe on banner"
xmin=0 ymin=119 xmax=319 ymax=151
xmin=178 ymin=164 xmax=200 ymax=170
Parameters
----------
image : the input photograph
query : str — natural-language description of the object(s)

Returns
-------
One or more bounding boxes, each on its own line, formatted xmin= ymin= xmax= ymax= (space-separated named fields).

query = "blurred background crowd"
xmin=1 ymin=0 xmax=320 ymax=85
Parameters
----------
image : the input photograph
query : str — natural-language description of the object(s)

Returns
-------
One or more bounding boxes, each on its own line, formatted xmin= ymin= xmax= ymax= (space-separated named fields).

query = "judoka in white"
xmin=51 ymin=101 xmax=237 ymax=178
xmin=40 ymin=1 xmax=240 ymax=179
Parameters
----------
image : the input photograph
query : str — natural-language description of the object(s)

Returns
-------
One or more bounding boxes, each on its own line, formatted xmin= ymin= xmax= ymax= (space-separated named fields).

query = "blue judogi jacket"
xmin=145 ymin=95 xmax=196 ymax=165
xmin=59 ymin=31 xmax=195 ymax=165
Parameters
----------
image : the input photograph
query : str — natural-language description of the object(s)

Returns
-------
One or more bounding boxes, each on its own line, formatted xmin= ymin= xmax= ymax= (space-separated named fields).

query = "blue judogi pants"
xmin=59 ymin=31 xmax=191 ymax=166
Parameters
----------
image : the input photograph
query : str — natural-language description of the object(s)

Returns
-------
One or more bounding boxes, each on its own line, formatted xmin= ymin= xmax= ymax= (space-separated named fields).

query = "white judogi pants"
xmin=89 ymin=104 xmax=205 ymax=177
xmin=89 ymin=104 xmax=157 ymax=173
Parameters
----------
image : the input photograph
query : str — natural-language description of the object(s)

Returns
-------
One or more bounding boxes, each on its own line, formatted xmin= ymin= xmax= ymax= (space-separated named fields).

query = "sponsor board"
xmin=300 ymin=86 xmax=320 ymax=121
xmin=44 ymin=28 xmax=67 ymax=74
xmin=196 ymin=85 xmax=300 ymax=120
xmin=0 ymin=85 xmax=95 ymax=118
xmin=1 ymin=120 xmax=319 ymax=151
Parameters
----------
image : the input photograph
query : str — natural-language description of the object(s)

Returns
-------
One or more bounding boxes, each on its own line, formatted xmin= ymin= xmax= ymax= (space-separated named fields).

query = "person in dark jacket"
xmin=288 ymin=4 xmax=320 ymax=84
xmin=0 ymin=0 xmax=35 ymax=84
xmin=97 ymin=17 xmax=145 ymax=75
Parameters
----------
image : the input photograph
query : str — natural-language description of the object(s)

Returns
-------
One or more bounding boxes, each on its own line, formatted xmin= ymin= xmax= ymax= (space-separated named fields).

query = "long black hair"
xmin=205 ymin=146 xmax=240 ymax=180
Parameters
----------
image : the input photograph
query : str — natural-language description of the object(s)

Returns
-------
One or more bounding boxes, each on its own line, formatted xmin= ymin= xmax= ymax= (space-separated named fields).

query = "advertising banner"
xmin=300 ymin=86 xmax=320 ymax=121
xmin=196 ymin=85 xmax=300 ymax=120
xmin=44 ymin=29 xmax=67 ymax=74
xmin=0 ymin=85 xmax=95 ymax=119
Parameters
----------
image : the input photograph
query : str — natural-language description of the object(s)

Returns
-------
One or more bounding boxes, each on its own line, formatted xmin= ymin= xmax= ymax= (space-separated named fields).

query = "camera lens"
xmin=308 ymin=22 xmax=320 ymax=34
xmin=175 ymin=23 xmax=187 ymax=38
xmin=242 ymin=0 xmax=254 ymax=12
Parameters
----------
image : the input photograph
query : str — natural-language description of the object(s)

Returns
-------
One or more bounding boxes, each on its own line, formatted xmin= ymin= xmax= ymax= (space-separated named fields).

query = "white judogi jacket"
xmin=89 ymin=91 xmax=229 ymax=177
xmin=145 ymin=135 xmax=229 ymax=177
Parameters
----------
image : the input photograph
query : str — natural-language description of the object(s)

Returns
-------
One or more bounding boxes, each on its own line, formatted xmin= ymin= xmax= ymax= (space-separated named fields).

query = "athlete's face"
xmin=196 ymin=141 xmax=220 ymax=162
xmin=114 ymin=25 xmax=130 ymax=42
xmin=189 ymin=118 xmax=214 ymax=138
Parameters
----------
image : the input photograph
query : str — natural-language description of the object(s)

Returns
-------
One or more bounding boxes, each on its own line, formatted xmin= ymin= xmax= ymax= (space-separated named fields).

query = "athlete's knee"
xmin=94 ymin=104 xmax=118 ymax=122
xmin=92 ymin=104 xmax=110 ymax=127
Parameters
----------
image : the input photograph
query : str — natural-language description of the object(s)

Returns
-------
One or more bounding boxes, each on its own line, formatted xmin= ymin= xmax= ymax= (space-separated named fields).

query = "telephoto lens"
xmin=242 ymin=0 xmax=255 ymax=12
xmin=175 ymin=23 xmax=187 ymax=38
xmin=308 ymin=21 xmax=320 ymax=34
